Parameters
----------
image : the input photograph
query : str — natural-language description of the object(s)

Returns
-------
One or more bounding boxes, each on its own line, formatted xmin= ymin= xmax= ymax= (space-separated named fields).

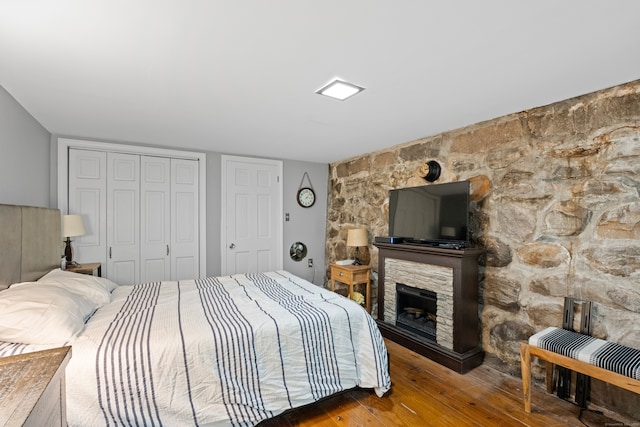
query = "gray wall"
xmin=283 ymin=161 xmax=329 ymax=286
xmin=0 ymin=86 xmax=51 ymax=206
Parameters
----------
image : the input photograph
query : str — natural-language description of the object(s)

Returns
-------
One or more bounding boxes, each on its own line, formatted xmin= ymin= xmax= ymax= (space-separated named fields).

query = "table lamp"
xmin=347 ymin=228 xmax=368 ymax=265
xmin=62 ymin=214 xmax=86 ymax=266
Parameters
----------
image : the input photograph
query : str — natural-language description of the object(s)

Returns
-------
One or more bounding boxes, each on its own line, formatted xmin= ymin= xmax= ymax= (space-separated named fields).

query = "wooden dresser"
xmin=0 ymin=346 xmax=72 ymax=426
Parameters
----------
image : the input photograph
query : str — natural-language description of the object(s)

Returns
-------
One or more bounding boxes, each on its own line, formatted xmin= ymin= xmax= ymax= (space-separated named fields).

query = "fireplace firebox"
xmin=396 ymin=283 xmax=437 ymax=341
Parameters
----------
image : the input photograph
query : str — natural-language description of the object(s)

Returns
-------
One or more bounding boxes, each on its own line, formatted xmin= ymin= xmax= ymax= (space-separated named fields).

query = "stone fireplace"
xmin=374 ymin=242 xmax=484 ymax=373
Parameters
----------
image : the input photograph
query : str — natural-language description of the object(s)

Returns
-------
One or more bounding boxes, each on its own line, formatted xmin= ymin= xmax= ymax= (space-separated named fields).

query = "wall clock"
xmin=296 ymin=172 xmax=315 ymax=208
xmin=297 ymin=187 xmax=315 ymax=208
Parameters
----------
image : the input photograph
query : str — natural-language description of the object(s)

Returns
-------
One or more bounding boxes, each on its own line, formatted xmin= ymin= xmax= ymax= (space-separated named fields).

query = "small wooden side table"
xmin=0 ymin=346 xmax=72 ymax=426
xmin=329 ymin=263 xmax=371 ymax=313
xmin=66 ymin=262 xmax=102 ymax=277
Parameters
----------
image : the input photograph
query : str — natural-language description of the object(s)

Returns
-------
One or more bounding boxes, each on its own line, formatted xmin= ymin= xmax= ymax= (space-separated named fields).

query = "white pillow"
xmin=0 ymin=283 xmax=97 ymax=345
xmin=36 ymin=268 xmax=119 ymax=307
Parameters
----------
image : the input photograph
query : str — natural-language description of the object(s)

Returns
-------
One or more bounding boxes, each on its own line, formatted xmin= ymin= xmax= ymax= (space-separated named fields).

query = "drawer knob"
xmin=339 ymin=272 xmax=344 ymax=276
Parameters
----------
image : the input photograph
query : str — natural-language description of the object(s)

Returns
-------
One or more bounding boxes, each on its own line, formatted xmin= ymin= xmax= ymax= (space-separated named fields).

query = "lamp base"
xmin=352 ymin=247 xmax=362 ymax=265
xmin=64 ymin=238 xmax=74 ymax=264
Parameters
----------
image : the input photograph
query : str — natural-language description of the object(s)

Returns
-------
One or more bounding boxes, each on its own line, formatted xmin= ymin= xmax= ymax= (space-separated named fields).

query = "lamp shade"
xmin=346 ymin=228 xmax=368 ymax=247
xmin=62 ymin=214 xmax=86 ymax=238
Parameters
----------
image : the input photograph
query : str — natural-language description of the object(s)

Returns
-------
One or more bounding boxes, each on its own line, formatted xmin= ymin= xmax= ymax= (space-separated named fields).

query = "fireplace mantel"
xmin=374 ymin=242 xmax=484 ymax=373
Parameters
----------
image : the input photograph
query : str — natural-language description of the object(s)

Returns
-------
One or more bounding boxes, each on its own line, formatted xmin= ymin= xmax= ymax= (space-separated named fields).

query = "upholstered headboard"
xmin=0 ymin=204 xmax=62 ymax=289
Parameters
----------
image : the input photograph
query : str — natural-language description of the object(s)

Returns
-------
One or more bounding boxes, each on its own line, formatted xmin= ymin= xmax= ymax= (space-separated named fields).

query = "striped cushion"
xmin=529 ymin=327 xmax=640 ymax=380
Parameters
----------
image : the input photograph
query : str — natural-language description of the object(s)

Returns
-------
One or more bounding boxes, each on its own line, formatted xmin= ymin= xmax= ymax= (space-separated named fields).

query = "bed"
xmin=0 ymin=204 xmax=391 ymax=426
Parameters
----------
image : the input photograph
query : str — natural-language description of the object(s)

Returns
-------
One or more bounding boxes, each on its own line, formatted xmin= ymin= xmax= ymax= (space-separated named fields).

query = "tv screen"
xmin=388 ymin=180 xmax=469 ymax=245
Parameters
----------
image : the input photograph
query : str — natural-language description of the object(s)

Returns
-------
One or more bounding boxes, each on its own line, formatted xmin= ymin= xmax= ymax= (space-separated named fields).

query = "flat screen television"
xmin=388 ymin=180 xmax=470 ymax=247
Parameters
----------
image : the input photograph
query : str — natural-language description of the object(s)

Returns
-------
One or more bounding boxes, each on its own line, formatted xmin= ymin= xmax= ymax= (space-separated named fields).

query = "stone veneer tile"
xmin=384 ymin=258 xmax=454 ymax=350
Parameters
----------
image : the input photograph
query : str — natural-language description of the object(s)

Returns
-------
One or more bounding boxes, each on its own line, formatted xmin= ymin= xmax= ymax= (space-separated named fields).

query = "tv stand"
xmin=374 ymin=242 xmax=484 ymax=373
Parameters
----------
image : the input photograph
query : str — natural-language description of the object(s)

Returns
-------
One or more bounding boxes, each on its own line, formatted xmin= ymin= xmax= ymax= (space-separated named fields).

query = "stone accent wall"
xmin=326 ymin=80 xmax=640 ymax=419
xmin=384 ymin=258 xmax=454 ymax=349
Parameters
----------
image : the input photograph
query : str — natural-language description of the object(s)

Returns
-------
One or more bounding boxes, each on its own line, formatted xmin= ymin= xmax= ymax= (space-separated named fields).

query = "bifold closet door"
xmin=140 ymin=156 xmax=171 ymax=282
xmin=68 ymin=149 xmax=107 ymax=267
xmin=106 ymin=152 xmax=140 ymax=285
xmin=68 ymin=149 xmax=199 ymax=284
xmin=171 ymin=158 xmax=199 ymax=280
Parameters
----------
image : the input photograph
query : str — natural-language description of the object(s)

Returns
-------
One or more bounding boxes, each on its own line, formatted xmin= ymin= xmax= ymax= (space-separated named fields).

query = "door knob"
xmin=229 ymin=243 xmax=236 ymax=249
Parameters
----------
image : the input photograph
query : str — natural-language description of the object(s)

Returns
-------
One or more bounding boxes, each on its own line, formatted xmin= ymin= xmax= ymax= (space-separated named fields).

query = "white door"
xmin=140 ymin=156 xmax=171 ymax=282
xmin=107 ymin=152 xmax=140 ymax=285
xmin=68 ymin=149 xmax=107 ymax=268
xmin=221 ymin=156 xmax=282 ymax=275
xmin=171 ymin=158 xmax=199 ymax=280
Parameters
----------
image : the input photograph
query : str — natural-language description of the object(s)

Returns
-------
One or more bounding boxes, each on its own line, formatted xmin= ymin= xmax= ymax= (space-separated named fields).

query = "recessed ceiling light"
xmin=315 ymin=79 xmax=365 ymax=101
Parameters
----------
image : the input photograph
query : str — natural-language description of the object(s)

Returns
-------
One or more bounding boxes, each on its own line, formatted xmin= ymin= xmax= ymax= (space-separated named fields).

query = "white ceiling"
xmin=1 ymin=1 xmax=639 ymax=164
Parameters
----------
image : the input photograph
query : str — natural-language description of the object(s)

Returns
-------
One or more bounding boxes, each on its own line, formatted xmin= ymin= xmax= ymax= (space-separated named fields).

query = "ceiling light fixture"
xmin=315 ymin=79 xmax=365 ymax=101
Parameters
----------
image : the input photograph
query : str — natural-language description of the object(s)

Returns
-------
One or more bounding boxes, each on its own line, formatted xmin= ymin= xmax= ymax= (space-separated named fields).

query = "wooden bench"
xmin=520 ymin=327 xmax=640 ymax=413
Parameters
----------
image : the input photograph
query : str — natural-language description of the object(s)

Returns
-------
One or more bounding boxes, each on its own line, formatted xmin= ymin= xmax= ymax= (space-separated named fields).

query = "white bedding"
xmin=0 ymin=271 xmax=390 ymax=426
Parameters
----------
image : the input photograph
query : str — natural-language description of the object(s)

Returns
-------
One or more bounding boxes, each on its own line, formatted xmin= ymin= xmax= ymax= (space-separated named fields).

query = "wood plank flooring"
xmin=259 ymin=338 xmax=635 ymax=426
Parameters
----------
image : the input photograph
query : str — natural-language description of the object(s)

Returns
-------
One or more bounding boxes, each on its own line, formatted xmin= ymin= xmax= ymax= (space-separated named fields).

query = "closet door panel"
xmin=107 ymin=153 xmax=140 ymax=285
xmin=171 ymin=159 xmax=199 ymax=280
xmin=68 ymin=149 xmax=107 ymax=267
xmin=75 ymin=190 xmax=102 ymax=248
xmin=174 ymin=256 xmax=196 ymax=283
xmin=141 ymin=156 xmax=171 ymax=283
xmin=112 ymin=190 xmax=137 ymax=244
xmin=110 ymin=260 xmax=137 ymax=286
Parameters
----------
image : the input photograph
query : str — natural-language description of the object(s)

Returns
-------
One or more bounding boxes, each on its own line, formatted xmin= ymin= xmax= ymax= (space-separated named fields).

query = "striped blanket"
xmin=529 ymin=326 xmax=640 ymax=380
xmin=2 ymin=271 xmax=391 ymax=426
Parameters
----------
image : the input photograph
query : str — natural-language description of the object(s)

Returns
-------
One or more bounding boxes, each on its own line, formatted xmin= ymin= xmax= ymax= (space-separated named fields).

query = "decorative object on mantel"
xmin=296 ymin=172 xmax=316 ymax=208
xmin=347 ymin=228 xmax=368 ymax=265
xmin=418 ymin=160 xmax=441 ymax=182
xmin=62 ymin=214 xmax=86 ymax=266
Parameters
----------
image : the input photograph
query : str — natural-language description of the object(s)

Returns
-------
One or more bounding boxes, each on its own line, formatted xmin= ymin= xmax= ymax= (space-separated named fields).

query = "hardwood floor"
xmin=259 ymin=338 xmax=635 ymax=427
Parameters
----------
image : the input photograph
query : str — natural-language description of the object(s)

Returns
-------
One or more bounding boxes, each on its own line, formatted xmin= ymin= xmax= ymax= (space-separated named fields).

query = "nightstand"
xmin=329 ymin=263 xmax=371 ymax=313
xmin=0 ymin=346 xmax=72 ymax=426
xmin=66 ymin=262 xmax=102 ymax=277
